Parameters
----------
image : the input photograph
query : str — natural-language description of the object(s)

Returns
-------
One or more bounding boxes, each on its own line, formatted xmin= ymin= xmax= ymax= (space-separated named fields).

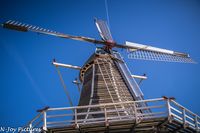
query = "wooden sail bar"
xmin=52 ymin=61 xmax=147 ymax=80
xmin=131 ymin=74 xmax=147 ymax=80
xmin=52 ymin=61 xmax=81 ymax=70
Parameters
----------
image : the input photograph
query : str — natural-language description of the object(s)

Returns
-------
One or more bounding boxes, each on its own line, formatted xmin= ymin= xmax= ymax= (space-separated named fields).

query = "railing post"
xmin=182 ymin=108 xmax=186 ymax=128
xmin=166 ymin=99 xmax=172 ymax=122
xmin=133 ymin=102 xmax=138 ymax=124
xmin=104 ymin=106 xmax=109 ymax=127
xmin=195 ymin=115 xmax=199 ymax=132
xmin=29 ymin=123 xmax=32 ymax=133
xmin=74 ymin=108 xmax=79 ymax=129
xmin=43 ymin=111 xmax=47 ymax=131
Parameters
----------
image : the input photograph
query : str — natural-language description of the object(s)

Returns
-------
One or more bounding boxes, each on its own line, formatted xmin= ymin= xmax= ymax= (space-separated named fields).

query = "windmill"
xmin=2 ymin=19 xmax=199 ymax=133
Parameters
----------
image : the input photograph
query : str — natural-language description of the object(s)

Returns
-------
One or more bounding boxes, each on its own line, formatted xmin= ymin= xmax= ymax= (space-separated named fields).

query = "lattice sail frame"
xmin=126 ymin=41 xmax=195 ymax=63
xmin=127 ymin=50 xmax=195 ymax=63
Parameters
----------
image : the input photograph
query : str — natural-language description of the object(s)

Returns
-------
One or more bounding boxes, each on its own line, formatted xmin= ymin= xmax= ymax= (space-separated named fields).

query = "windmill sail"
xmin=2 ymin=20 xmax=105 ymax=45
xmin=95 ymin=19 xmax=114 ymax=42
xmin=125 ymin=41 xmax=195 ymax=63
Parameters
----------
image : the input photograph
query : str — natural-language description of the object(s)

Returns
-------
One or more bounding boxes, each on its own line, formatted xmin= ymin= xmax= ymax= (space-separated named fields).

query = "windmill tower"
xmin=77 ymin=19 xmax=146 ymax=120
xmin=2 ymin=19 xmax=199 ymax=133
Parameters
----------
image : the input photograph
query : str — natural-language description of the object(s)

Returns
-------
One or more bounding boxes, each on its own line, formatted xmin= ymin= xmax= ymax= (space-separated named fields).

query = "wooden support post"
xmin=194 ymin=115 xmax=199 ymax=132
xmin=43 ymin=111 xmax=47 ymax=131
xmin=133 ymin=102 xmax=138 ymax=124
xmin=74 ymin=108 xmax=79 ymax=129
xmin=166 ymin=99 xmax=172 ymax=123
xmin=29 ymin=123 xmax=32 ymax=133
xmin=104 ymin=106 xmax=109 ymax=127
xmin=182 ymin=108 xmax=186 ymax=128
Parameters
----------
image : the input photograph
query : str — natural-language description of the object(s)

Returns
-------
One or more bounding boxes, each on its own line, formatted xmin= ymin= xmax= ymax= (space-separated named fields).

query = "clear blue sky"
xmin=0 ymin=0 xmax=200 ymax=127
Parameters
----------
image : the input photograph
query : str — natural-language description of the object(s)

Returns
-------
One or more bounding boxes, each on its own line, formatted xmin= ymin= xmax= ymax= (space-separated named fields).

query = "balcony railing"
xmin=19 ymin=98 xmax=200 ymax=132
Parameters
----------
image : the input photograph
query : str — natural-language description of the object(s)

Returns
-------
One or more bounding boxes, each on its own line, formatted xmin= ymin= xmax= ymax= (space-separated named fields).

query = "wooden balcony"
xmin=20 ymin=98 xmax=200 ymax=133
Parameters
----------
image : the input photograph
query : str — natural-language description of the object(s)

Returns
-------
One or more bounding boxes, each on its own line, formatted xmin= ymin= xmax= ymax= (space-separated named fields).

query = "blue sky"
xmin=0 ymin=0 xmax=200 ymax=127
